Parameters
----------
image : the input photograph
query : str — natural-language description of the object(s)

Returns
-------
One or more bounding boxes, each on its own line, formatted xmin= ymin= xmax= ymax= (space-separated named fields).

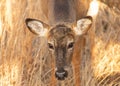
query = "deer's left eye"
xmin=48 ymin=43 xmax=54 ymax=50
xmin=68 ymin=42 xmax=74 ymax=49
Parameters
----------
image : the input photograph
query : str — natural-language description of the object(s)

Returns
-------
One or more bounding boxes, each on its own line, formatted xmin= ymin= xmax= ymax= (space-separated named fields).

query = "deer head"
xmin=25 ymin=16 xmax=92 ymax=80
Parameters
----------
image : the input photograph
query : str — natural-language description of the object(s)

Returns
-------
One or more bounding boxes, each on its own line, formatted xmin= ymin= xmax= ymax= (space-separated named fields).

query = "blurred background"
xmin=0 ymin=0 xmax=120 ymax=86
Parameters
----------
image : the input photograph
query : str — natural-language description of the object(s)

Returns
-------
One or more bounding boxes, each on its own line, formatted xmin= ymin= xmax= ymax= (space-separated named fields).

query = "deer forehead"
xmin=47 ymin=25 xmax=75 ymax=45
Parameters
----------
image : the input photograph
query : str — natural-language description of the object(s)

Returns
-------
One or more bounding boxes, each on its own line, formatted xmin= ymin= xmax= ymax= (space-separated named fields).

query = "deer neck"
xmin=48 ymin=0 xmax=76 ymax=26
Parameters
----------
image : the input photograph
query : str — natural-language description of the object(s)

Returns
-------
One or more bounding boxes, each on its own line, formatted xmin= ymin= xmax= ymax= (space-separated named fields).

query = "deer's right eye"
xmin=48 ymin=43 xmax=54 ymax=50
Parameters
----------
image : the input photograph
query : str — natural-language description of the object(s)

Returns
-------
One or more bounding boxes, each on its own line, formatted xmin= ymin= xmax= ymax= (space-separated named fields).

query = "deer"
xmin=25 ymin=0 xmax=92 ymax=84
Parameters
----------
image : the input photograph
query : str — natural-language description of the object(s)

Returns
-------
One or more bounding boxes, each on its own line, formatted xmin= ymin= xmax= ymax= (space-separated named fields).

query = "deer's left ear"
xmin=73 ymin=16 xmax=92 ymax=35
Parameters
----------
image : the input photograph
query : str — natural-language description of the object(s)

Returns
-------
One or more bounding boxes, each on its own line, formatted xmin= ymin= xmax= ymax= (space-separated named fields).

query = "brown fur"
xmin=47 ymin=25 xmax=75 ymax=69
xmin=40 ymin=0 xmax=91 ymax=25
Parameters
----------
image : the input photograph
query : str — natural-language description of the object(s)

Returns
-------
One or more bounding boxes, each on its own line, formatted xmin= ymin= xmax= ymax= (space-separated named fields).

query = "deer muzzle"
xmin=55 ymin=67 xmax=68 ymax=80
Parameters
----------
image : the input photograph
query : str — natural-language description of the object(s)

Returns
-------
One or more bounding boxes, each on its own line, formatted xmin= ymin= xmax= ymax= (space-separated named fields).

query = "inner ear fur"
xmin=25 ymin=18 xmax=49 ymax=36
xmin=72 ymin=16 xmax=93 ymax=35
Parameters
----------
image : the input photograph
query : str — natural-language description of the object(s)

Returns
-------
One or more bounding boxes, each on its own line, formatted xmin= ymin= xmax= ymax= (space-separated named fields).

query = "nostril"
xmin=55 ymin=70 xmax=68 ymax=80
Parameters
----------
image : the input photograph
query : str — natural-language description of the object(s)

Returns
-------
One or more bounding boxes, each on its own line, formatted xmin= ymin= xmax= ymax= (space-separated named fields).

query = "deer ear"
xmin=25 ymin=18 xmax=49 ymax=36
xmin=73 ymin=16 xmax=92 ymax=35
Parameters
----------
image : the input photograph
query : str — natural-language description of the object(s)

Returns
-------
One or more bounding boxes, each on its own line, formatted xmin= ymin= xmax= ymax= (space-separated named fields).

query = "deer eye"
xmin=48 ymin=43 xmax=54 ymax=50
xmin=68 ymin=42 xmax=74 ymax=49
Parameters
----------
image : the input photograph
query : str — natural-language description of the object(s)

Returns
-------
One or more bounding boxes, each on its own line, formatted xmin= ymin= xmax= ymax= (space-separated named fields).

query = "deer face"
xmin=25 ymin=16 xmax=92 ymax=80
xmin=47 ymin=25 xmax=75 ymax=80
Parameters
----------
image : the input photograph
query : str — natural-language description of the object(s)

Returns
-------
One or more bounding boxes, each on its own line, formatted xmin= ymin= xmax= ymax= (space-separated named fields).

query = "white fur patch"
xmin=28 ymin=21 xmax=48 ymax=36
xmin=74 ymin=18 xmax=92 ymax=35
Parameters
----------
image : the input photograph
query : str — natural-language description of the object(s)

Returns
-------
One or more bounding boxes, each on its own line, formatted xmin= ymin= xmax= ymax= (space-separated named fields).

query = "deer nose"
xmin=55 ymin=68 xmax=68 ymax=80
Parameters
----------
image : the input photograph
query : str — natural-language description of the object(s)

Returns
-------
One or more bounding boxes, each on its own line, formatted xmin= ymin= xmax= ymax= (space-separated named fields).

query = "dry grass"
xmin=91 ymin=1 xmax=120 ymax=85
xmin=100 ymin=0 xmax=120 ymax=11
xmin=0 ymin=0 xmax=120 ymax=86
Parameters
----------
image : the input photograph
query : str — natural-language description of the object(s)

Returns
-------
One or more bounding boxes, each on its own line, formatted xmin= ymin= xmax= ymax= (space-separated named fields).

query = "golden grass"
xmin=0 ymin=0 xmax=120 ymax=86
xmin=91 ymin=1 xmax=120 ymax=85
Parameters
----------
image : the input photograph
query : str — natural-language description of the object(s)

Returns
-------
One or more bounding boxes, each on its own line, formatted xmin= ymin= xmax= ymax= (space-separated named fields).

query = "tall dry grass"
xmin=0 ymin=0 xmax=48 ymax=86
xmin=91 ymin=1 xmax=120 ymax=85
xmin=0 ymin=0 xmax=120 ymax=86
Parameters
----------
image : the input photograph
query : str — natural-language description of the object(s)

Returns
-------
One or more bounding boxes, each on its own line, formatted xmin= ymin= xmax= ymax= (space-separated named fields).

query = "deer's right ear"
xmin=25 ymin=18 xmax=49 ymax=37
